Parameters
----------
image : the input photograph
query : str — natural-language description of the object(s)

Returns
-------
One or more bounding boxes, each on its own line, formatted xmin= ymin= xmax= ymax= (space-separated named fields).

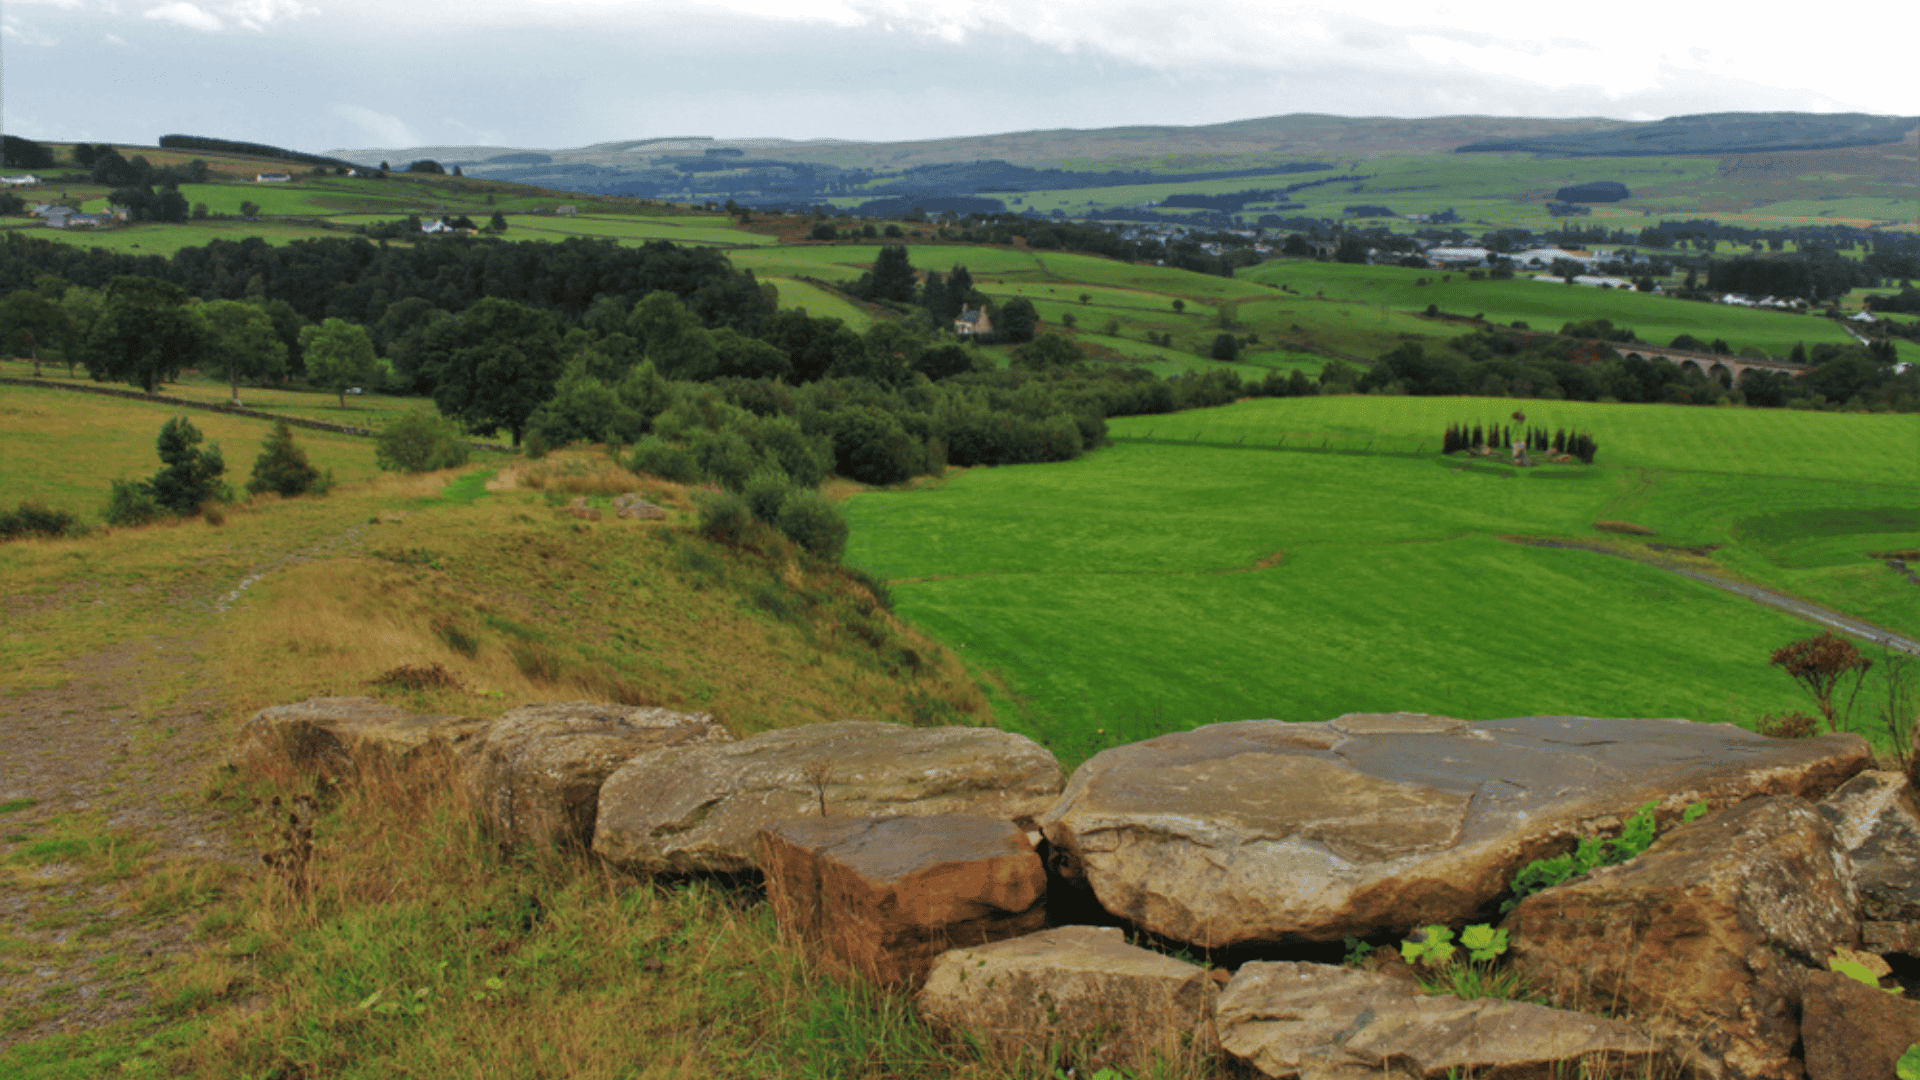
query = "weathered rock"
xmin=1799 ymin=968 xmax=1920 ymax=1080
xmin=1864 ymin=920 xmax=1920 ymax=954
xmin=1217 ymin=961 xmax=1673 ymax=1080
xmin=612 ymin=493 xmax=666 ymax=520
xmin=1818 ymin=769 xmax=1920 ymax=921
xmin=472 ymin=702 xmax=729 ymax=849
xmin=1506 ymin=796 xmax=1859 ymax=1080
xmin=759 ymin=814 xmax=1045 ymax=986
xmin=916 ymin=925 xmax=1217 ymax=1074
xmin=232 ymin=696 xmax=490 ymax=779
xmin=593 ymin=720 xmax=1063 ymax=874
xmin=1038 ymin=713 xmax=1869 ymax=947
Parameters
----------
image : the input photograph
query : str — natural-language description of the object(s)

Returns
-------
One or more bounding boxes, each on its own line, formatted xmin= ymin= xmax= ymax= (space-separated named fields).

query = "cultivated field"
xmin=845 ymin=396 xmax=1920 ymax=762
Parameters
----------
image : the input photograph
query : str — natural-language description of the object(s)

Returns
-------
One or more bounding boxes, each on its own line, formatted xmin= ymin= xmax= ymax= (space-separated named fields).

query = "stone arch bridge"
xmin=1608 ymin=345 xmax=1805 ymax=385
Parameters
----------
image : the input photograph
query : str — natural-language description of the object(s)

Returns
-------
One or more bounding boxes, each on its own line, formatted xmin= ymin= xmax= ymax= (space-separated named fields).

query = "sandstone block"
xmin=473 ymin=701 xmax=729 ymax=849
xmin=1800 ymin=968 xmax=1920 ymax=1080
xmin=1506 ymin=796 xmax=1859 ymax=1080
xmin=1038 ymin=713 xmax=1869 ymax=948
xmin=759 ymin=814 xmax=1045 ymax=986
xmin=1217 ymin=961 xmax=1672 ymax=1080
xmin=593 ymin=720 xmax=1063 ymax=874
xmin=916 ymin=925 xmax=1217 ymax=1074
xmin=1818 ymin=769 xmax=1920 ymax=921
xmin=232 ymin=696 xmax=489 ymax=780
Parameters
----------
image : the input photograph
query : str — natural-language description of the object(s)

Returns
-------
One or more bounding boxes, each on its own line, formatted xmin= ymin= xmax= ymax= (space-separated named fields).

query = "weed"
xmin=1756 ymin=710 xmax=1820 ymax=739
xmin=0 ymin=797 xmax=36 ymax=815
xmin=508 ymin=640 xmax=567 ymax=684
xmin=431 ymin=617 xmax=482 ymax=658
xmin=1501 ymin=800 xmax=1705 ymax=913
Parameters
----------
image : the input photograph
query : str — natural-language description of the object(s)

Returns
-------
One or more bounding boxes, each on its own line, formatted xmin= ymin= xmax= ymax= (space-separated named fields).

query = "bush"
xmin=522 ymin=428 xmax=551 ymax=461
xmin=742 ymin=465 xmax=794 ymax=523
xmin=104 ymin=479 xmax=162 ymax=527
xmin=628 ymin=436 xmax=701 ymax=483
xmin=376 ymin=410 xmax=471 ymax=473
xmin=0 ymin=501 xmax=84 ymax=542
xmin=247 ymin=419 xmax=327 ymax=497
xmin=695 ymin=490 xmax=753 ymax=545
xmin=775 ymin=489 xmax=847 ymax=560
xmin=149 ymin=417 xmax=229 ymax=515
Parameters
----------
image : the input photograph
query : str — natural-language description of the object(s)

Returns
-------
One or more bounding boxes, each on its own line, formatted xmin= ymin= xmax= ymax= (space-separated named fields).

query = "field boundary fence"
xmin=0 ymin=375 xmax=512 ymax=451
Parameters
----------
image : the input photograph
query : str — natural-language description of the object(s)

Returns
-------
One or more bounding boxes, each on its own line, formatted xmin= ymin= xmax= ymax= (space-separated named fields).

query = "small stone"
xmin=1800 ymin=968 xmax=1920 ymax=1080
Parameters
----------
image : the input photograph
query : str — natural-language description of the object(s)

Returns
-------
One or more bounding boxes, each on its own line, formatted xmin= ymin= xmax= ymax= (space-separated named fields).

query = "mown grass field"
xmin=845 ymin=395 xmax=1920 ymax=762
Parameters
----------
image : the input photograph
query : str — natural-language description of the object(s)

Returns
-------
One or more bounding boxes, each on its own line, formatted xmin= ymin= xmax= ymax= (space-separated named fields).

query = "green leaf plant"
xmin=1501 ymin=800 xmax=1709 ymax=914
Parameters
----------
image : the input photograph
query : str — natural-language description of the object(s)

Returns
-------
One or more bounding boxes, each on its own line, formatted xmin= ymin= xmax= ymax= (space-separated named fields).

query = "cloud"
xmin=143 ymin=0 xmax=307 ymax=32
xmin=332 ymin=104 xmax=418 ymax=147
xmin=105 ymin=31 xmax=126 ymax=43
xmin=145 ymin=2 xmax=225 ymax=31
xmin=2 ymin=15 xmax=62 ymax=45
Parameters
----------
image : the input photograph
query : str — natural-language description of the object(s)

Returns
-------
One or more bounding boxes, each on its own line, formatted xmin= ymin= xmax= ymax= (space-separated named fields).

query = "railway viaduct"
xmin=1607 ymin=344 xmax=1805 ymax=385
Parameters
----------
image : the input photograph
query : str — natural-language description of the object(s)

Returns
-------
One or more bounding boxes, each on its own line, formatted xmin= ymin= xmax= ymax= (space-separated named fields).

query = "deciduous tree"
xmin=298 ymin=318 xmax=383 ymax=406
xmin=85 ymin=276 xmax=207 ymax=392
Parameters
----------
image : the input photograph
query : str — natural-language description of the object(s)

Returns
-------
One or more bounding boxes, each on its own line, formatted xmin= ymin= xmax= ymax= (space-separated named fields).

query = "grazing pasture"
xmin=846 ymin=396 xmax=1919 ymax=760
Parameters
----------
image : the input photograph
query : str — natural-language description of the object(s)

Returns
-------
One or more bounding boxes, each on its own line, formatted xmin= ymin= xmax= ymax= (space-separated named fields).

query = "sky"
xmin=3 ymin=0 xmax=1914 ymax=155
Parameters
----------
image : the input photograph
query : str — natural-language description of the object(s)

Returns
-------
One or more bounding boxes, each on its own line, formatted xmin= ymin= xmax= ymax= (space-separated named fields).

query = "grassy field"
xmin=763 ymin=276 xmax=876 ymax=330
xmin=845 ymin=395 xmax=1920 ymax=762
xmin=0 ymin=379 xmax=395 ymax=522
xmin=1241 ymin=259 xmax=1864 ymax=358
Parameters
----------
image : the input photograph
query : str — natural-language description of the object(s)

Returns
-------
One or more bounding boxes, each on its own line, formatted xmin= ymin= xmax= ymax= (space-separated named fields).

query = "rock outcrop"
xmin=1216 ymin=961 xmax=1672 ymax=1079
xmin=1506 ymin=796 xmax=1859 ymax=1080
xmin=916 ymin=925 xmax=1218 ymax=1074
xmin=1038 ymin=713 xmax=1869 ymax=947
xmin=759 ymin=814 xmax=1045 ymax=986
xmin=231 ymin=696 xmax=490 ymax=780
xmin=1799 ymin=968 xmax=1920 ymax=1080
xmin=471 ymin=702 xmax=729 ymax=849
xmin=593 ymin=720 xmax=1063 ymax=874
xmin=1817 ymin=769 xmax=1920 ymax=921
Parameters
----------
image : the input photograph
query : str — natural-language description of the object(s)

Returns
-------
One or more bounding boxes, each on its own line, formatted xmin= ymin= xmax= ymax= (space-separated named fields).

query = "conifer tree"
xmin=248 ymin=418 xmax=325 ymax=497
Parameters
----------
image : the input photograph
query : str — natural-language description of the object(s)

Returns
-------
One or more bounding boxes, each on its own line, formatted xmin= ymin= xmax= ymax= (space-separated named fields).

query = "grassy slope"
xmin=845 ymin=396 xmax=1919 ymax=762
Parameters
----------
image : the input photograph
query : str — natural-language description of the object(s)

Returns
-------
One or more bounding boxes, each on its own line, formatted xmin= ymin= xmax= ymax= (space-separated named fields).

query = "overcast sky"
xmin=4 ymin=0 xmax=1913 ymax=154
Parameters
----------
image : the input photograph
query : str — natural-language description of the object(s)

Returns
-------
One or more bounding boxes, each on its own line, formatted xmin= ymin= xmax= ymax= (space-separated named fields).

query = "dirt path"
xmin=0 ymin=634 xmax=241 ymax=1049
xmin=1506 ymin=536 xmax=1920 ymax=657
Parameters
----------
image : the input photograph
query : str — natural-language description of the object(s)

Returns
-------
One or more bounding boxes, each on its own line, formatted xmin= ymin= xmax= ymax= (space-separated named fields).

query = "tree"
xmin=1210 ymin=333 xmax=1241 ymax=362
xmin=856 ymin=245 xmax=918 ymax=303
xmin=488 ymin=211 xmax=508 ymax=232
xmin=148 ymin=417 xmax=228 ymax=515
xmin=1771 ymin=632 xmax=1874 ymax=733
xmin=85 ymin=276 xmax=207 ymax=392
xmin=914 ymin=344 xmax=974 ymax=381
xmin=1171 ymin=299 xmax=1186 ymax=314
xmin=406 ymin=160 xmax=445 ymax=174
xmin=420 ymin=297 xmax=564 ymax=445
xmin=298 ymin=318 xmax=383 ymax=406
xmin=0 ymin=290 xmax=74 ymax=377
xmin=376 ymin=410 xmax=472 ymax=473
xmin=997 ymin=297 xmax=1038 ymax=343
xmin=2 ymin=136 xmax=55 ymax=169
xmin=1010 ymin=333 xmax=1084 ymax=371
xmin=247 ymin=419 xmax=325 ymax=497
xmin=239 ymin=200 xmax=260 ymax=220
xmin=200 ymin=300 xmax=288 ymax=403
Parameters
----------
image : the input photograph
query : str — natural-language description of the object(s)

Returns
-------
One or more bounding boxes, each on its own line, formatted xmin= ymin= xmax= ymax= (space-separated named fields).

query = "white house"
xmin=255 ymin=171 xmax=292 ymax=183
xmin=1425 ymin=246 xmax=1491 ymax=266
xmin=420 ymin=219 xmax=450 ymax=234
xmin=2 ymin=174 xmax=41 ymax=187
xmin=1848 ymin=311 xmax=1878 ymax=323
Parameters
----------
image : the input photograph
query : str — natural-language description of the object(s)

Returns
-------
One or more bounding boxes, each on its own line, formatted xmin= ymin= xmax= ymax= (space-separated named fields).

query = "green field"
xmin=0 ymin=381 xmax=391 ymax=521
xmin=1241 ymin=260 xmax=1865 ymax=358
xmin=763 ymin=276 xmax=875 ymax=330
xmin=845 ymin=396 xmax=1919 ymax=760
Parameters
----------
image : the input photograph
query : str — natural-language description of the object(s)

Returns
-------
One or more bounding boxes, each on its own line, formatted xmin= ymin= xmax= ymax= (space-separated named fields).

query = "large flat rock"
xmin=1217 ymin=961 xmax=1673 ymax=1079
xmin=231 ymin=696 xmax=490 ymax=781
xmin=472 ymin=702 xmax=729 ymax=849
xmin=594 ymin=720 xmax=1063 ymax=874
xmin=1038 ymin=713 xmax=1869 ymax=947
xmin=917 ymin=925 xmax=1218 ymax=1075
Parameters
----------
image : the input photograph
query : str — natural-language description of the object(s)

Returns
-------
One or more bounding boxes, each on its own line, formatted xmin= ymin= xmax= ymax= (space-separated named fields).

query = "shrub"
xmin=373 ymin=662 xmax=461 ymax=690
xmin=522 ymin=428 xmax=551 ymax=461
xmin=1756 ymin=710 xmax=1821 ymax=739
xmin=247 ymin=419 xmax=327 ymax=497
xmin=742 ymin=466 xmax=793 ymax=523
xmin=0 ymin=501 xmax=85 ymax=541
xmin=376 ymin=410 xmax=471 ymax=473
xmin=104 ymin=479 xmax=162 ymax=527
xmin=150 ymin=417 xmax=229 ymax=515
xmin=628 ymin=436 xmax=701 ymax=483
xmin=775 ymin=489 xmax=847 ymax=560
xmin=695 ymin=490 xmax=753 ymax=545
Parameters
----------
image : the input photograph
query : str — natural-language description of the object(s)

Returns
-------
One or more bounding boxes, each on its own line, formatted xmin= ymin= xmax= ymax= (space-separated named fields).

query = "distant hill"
xmin=1456 ymin=112 xmax=1920 ymax=156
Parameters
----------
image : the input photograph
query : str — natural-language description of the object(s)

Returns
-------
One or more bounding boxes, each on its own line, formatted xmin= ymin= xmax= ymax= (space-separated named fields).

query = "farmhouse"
xmin=255 ymin=172 xmax=292 ymax=183
xmin=1425 ymin=246 xmax=1490 ymax=266
xmin=954 ymin=306 xmax=992 ymax=337
xmin=2 ymin=174 xmax=40 ymax=186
